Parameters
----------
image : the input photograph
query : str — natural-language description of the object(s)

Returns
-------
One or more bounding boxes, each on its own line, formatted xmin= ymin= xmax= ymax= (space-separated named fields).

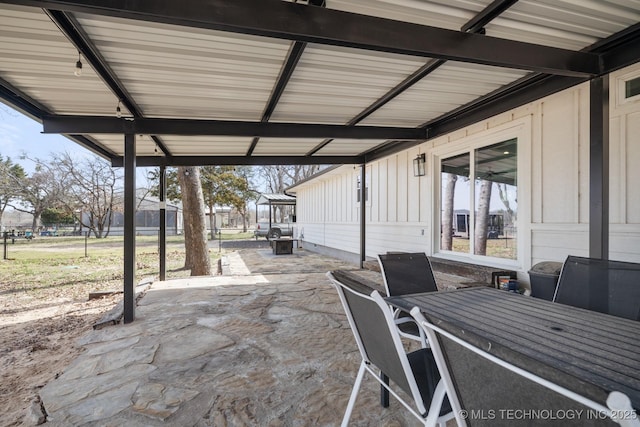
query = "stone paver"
xmin=38 ymin=248 xmax=454 ymax=426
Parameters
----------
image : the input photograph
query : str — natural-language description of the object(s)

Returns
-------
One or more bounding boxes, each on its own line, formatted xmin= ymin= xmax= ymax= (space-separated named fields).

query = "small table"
xmin=386 ymin=288 xmax=640 ymax=424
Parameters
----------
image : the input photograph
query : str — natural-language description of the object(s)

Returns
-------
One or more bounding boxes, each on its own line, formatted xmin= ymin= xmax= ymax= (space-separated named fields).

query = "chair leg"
xmin=380 ymin=372 xmax=389 ymax=407
xmin=423 ymin=379 xmax=447 ymax=427
xmin=342 ymin=361 xmax=366 ymax=427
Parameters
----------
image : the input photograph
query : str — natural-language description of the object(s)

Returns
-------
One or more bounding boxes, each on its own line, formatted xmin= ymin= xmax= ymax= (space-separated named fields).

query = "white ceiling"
xmin=0 ymin=0 xmax=638 ymax=160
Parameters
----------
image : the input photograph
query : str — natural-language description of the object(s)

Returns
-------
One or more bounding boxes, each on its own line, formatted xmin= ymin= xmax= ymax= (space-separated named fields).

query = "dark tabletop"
xmin=386 ymin=287 xmax=640 ymax=411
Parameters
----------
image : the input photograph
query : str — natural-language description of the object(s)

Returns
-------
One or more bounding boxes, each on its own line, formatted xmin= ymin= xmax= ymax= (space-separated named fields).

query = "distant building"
xmin=451 ymin=209 xmax=504 ymax=238
xmin=2 ymin=191 xmax=184 ymax=237
xmin=106 ymin=191 xmax=183 ymax=236
xmin=1 ymin=210 xmax=34 ymax=232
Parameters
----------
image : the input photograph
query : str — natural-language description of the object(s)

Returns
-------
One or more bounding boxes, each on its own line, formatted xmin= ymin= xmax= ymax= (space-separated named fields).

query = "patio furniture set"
xmin=327 ymin=253 xmax=640 ymax=426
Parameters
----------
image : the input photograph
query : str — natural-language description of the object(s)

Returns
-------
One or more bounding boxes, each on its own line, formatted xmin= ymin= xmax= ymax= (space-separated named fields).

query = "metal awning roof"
xmin=256 ymin=194 xmax=296 ymax=206
xmin=1 ymin=0 xmax=639 ymax=167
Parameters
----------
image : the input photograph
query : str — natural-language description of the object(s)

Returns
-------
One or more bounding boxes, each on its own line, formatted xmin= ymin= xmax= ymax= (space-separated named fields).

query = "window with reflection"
xmin=625 ymin=76 xmax=640 ymax=99
xmin=440 ymin=139 xmax=517 ymax=260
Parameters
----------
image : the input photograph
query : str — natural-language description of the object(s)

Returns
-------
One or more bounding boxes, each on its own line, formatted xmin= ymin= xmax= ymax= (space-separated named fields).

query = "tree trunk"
xmin=178 ymin=166 xmax=211 ymax=276
xmin=497 ymin=183 xmax=515 ymax=227
xmin=441 ymin=173 xmax=457 ymax=251
xmin=104 ymin=207 xmax=112 ymax=238
xmin=208 ymin=204 xmax=215 ymax=240
xmin=474 ymin=180 xmax=492 ymax=255
xmin=180 ymin=167 xmax=194 ymax=269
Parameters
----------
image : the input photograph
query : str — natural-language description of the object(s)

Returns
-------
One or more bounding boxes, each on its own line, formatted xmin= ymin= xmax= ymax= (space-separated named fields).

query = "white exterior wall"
xmin=292 ymin=63 xmax=640 ymax=274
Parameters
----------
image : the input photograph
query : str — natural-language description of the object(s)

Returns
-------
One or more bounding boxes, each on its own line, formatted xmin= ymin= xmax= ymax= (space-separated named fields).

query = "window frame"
xmin=616 ymin=67 xmax=640 ymax=106
xmin=431 ymin=120 xmax=530 ymax=270
xmin=624 ymin=76 xmax=640 ymax=99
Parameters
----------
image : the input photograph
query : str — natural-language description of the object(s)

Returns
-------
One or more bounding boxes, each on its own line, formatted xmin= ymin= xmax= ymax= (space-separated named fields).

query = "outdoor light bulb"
xmin=116 ymin=105 xmax=122 ymax=118
xmin=74 ymin=59 xmax=82 ymax=76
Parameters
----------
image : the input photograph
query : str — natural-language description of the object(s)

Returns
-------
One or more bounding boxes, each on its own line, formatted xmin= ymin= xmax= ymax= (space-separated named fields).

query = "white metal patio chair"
xmin=553 ymin=255 xmax=640 ymax=321
xmin=410 ymin=307 xmax=639 ymax=427
xmin=377 ymin=252 xmax=439 ymax=346
xmin=327 ymin=270 xmax=454 ymax=427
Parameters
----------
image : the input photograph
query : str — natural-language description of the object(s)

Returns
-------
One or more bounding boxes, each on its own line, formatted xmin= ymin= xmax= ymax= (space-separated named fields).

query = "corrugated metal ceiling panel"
xmin=160 ymin=136 xmax=252 ymax=156
xmin=88 ymin=134 xmax=156 ymax=155
xmin=270 ymin=44 xmax=427 ymax=124
xmin=0 ymin=5 xmax=122 ymax=116
xmin=327 ymin=0 xmax=489 ymax=30
xmin=315 ymin=139 xmax=386 ymax=155
xmin=1 ymin=1 xmax=639 ymax=162
xmin=74 ymin=13 xmax=291 ymax=120
xmin=331 ymin=0 xmax=640 ymax=51
xmin=488 ymin=0 xmax=640 ymax=49
xmin=252 ymin=138 xmax=321 ymax=156
xmin=360 ymin=61 xmax=529 ymax=127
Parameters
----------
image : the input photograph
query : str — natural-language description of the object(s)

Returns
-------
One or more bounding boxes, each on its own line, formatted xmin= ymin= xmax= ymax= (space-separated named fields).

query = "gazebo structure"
xmin=255 ymin=193 xmax=297 ymax=234
xmin=1 ymin=0 xmax=639 ymax=322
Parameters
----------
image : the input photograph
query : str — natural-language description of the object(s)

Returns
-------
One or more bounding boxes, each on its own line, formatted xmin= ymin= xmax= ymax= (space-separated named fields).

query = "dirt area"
xmin=0 ymin=237 xmax=304 ymax=425
xmin=0 ymin=293 xmax=120 ymax=426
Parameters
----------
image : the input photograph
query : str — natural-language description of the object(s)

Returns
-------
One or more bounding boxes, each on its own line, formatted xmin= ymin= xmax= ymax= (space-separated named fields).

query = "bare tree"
xmin=291 ymin=164 xmax=321 ymax=182
xmin=0 ymin=155 xmax=26 ymax=228
xmin=259 ymin=165 xmax=287 ymax=194
xmin=256 ymin=165 xmax=321 ymax=223
xmin=441 ymin=173 xmax=457 ymax=251
xmin=135 ymin=170 xmax=157 ymax=211
xmin=497 ymin=183 xmax=516 ymax=227
xmin=474 ymin=179 xmax=492 ymax=255
xmin=257 ymin=165 xmax=321 ymax=193
xmin=9 ymin=159 xmax=65 ymax=232
xmin=177 ymin=166 xmax=211 ymax=276
xmin=51 ymin=153 xmax=121 ymax=238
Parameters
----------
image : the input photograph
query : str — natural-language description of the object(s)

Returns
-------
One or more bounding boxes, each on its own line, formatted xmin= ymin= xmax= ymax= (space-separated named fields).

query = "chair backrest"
xmin=377 ymin=252 xmax=438 ymax=297
xmin=409 ymin=308 xmax=466 ymax=426
xmin=409 ymin=307 xmax=632 ymax=427
xmin=326 ymin=270 xmax=428 ymax=415
xmin=554 ymin=256 xmax=640 ymax=321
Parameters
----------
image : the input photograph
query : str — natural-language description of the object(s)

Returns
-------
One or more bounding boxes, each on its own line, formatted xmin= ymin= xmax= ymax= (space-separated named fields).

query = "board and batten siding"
xmin=290 ymin=62 xmax=640 ymax=273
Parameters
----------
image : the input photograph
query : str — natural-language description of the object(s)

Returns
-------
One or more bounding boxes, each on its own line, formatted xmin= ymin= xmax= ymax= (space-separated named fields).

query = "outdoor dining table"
xmin=386 ymin=287 xmax=639 ymax=426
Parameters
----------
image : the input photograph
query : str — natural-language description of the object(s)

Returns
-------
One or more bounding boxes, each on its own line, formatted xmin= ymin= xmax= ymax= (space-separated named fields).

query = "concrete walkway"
xmin=39 ymin=248 xmax=439 ymax=426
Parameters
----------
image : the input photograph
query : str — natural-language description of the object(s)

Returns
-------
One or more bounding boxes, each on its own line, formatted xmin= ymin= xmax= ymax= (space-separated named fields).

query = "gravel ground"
xmin=218 ymin=238 xmax=272 ymax=250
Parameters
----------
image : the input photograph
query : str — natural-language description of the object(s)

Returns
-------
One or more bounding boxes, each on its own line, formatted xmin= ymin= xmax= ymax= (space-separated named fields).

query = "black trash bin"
xmin=528 ymin=261 xmax=563 ymax=301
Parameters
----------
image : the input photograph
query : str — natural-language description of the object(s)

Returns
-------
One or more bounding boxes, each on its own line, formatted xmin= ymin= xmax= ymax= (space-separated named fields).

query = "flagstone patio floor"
xmin=39 ymin=247 xmax=460 ymax=426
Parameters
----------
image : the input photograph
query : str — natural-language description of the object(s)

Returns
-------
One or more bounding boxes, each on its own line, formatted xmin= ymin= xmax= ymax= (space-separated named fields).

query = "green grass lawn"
xmin=0 ymin=229 xmax=254 ymax=427
xmin=451 ymin=236 xmax=517 ymax=260
xmin=0 ymin=231 xmax=252 ymax=301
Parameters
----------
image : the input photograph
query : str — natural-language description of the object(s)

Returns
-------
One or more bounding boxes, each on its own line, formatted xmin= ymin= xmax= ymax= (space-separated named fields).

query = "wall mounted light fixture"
xmin=74 ymin=52 xmax=83 ymax=76
xmin=116 ymin=100 xmax=122 ymax=118
xmin=413 ymin=153 xmax=426 ymax=177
